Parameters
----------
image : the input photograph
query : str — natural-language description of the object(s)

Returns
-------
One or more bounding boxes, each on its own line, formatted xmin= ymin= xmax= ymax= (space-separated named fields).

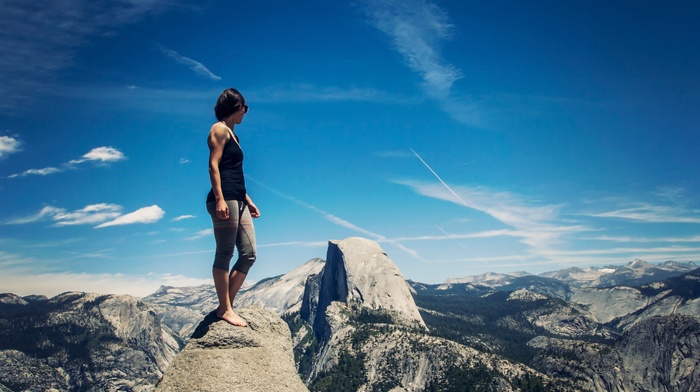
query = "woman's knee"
xmin=213 ymin=246 xmax=235 ymax=270
xmin=232 ymin=253 xmax=256 ymax=275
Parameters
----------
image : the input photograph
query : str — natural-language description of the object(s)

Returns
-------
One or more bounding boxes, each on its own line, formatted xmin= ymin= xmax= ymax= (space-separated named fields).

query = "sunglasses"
xmin=240 ymin=103 xmax=249 ymax=114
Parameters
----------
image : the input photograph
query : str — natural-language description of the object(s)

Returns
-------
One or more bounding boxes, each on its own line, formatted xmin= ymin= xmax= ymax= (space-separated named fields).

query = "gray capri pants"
xmin=206 ymin=200 xmax=257 ymax=274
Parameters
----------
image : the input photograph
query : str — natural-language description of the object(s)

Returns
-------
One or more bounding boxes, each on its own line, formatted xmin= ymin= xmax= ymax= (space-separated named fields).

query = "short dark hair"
xmin=214 ymin=88 xmax=245 ymax=121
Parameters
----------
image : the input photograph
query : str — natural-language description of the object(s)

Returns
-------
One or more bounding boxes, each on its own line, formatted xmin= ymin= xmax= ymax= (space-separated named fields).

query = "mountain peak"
xmin=627 ymin=259 xmax=651 ymax=268
xmin=309 ymin=238 xmax=426 ymax=338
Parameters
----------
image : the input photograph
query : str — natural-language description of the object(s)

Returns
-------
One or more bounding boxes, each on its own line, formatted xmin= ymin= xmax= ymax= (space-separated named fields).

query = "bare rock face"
xmin=310 ymin=237 xmax=426 ymax=339
xmin=143 ymin=285 xmax=219 ymax=340
xmin=236 ymin=258 xmax=325 ymax=316
xmin=0 ymin=292 xmax=180 ymax=392
xmin=529 ymin=314 xmax=700 ymax=392
xmin=155 ymin=307 xmax=308 ymax=392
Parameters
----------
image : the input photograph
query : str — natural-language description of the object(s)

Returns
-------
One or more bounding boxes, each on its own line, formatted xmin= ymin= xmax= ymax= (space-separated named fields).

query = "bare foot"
xmin=216 ymin=308 xmax=248 ymax=327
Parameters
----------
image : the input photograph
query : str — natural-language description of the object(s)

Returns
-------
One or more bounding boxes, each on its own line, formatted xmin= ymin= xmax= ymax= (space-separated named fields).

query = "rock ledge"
xmin=156 ymin=307 xmax=308 ymax=392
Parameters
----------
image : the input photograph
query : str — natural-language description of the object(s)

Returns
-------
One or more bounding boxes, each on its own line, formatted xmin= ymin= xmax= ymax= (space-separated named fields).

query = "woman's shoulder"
xmin=209 ymin=121 xmax=231 ymax=139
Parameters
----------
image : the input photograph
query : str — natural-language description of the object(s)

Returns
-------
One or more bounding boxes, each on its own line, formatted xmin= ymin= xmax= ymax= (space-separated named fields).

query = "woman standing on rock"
xmin=206 ymin=88 xmax=260 ymax=327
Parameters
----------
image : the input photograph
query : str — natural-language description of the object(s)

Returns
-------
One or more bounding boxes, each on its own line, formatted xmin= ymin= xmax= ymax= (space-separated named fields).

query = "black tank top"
xmin=207 ymin=131 xmax=246 ymax=203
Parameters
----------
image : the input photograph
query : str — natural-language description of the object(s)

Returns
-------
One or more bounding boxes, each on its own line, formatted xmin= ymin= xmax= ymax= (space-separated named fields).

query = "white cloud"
xmin=5 ymin=206 xmax=68 ymax=224
xmin=172 ymin=215 xmax=195 ymax=222
xmin=398 ymin=150 xmax=594 ymax=262
xmin=96 ymin=205 xmax=165 ymax=228
xmin=74 ymin=146 xmax=126 ymax=163
xmin=53 ymin=204 xmax=123 ymax=226
xmin=158 ymin=45 xmax=222 ymax=81
xmin=8 ymin=167 xmax=62 ymax=178
xmin=360 ymin=0 xmax=461 ymax=96
xmin=403 ymin=150 xmax=563 ymax=230
xmin=7 ymin=203 xmax=165 ymax=228
xmin=186 ymin=229 xmax=212 ymax=240
xmin=5 ymin=204 xmax=122 ymax=226
xmin=9 ymin=146 xmax=126 ymax=178
xmin=0 ymin=135 xmax=22 ymax=158
xmin=359 ymin=0 xmax=487 ymax=127
xmin=179 ymin=158 xmax=190 ymax=164
xmin=396 ymin=171 xmax=700 ymax=270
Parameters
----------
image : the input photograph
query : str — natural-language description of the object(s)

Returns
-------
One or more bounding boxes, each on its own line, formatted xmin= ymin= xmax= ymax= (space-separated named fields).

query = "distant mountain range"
xmin=0 ymin=292 xmax=181 ymax=392
xmin=441 ymin=258 xmax=697 ymax=291
xmin=1 ymin=241 xmax=698 ymax=391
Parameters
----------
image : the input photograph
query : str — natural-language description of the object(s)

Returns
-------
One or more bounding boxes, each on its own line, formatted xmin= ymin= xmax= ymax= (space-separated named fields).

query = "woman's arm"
xmin=208 ymin=123 xmax=230 ymax=219
xmin=246 ymin=193 xmax=261 ymax=218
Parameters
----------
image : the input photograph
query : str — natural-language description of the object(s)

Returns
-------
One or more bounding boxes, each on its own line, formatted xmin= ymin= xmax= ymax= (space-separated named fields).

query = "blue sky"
xmin=1 ymin=0 xmax=699 ymax=297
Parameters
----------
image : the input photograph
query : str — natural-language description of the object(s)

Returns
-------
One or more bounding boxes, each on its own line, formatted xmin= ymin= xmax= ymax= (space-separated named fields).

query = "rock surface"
xmin=155 ymin=307 xmax=308 ymax=392
xmin=143 ymin=285 xmax=219 ymax=340
xmin=529 ymin=314 xmax=700 ymax=392
xmin=310 ymin=237 xmax=426 ymax=340
xmin=2 ymin=243 xmax=698 ymax=392
xmin=0 ymin=292 xmax=180 ymax=392
xmin=236 ymin=258 xmax=325 ymax=316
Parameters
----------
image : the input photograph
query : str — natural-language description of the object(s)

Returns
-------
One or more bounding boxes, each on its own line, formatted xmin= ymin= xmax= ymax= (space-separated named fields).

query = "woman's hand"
xmin=216 ymin=199 xmax=230 ymax=220
xmin=248 ymin=202 xmax=261 ymax=218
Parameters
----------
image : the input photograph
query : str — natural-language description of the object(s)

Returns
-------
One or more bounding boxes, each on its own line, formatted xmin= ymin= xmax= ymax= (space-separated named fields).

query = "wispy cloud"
xmin=587 ymin=234 xmax=700 ymax=243
xmin=0 ymin=135 xmax=22 ymax=158
xmin=586 ymin=203 xmax=700 ymax=224
xmin=157 ymin=44 xmax=222 ymax=81
xmin=540 ymin=246 xmax=700 ymax=257
xmin=9 ymin=146 xmax=126 ymax=178
xmin=399 ymin=153 xmax=700 ymax=269
xmin=54 ymin=204 xmax=123 ymax=227
xmin=401 ymin=180 xmax=564 ymax=230
xmin=5 ymin=206 xmax=77 ymax=225
xmin=408 ymin=149 xmax=562 ymax=227
xmin=255 ymin=83 xmax=415 ymax=104
xmin=359 ymin=0 xmax=483 ymax=126
xmin=248 ymin=176 xmax=423 ymax=259
xmin=172 ymin=215 xmax=195 ymax=222
xmin=186 ymin=228 xmax=212 ymax=240
xmin=398 ymin=179 xmax=589 ymax=251
xmin=388 ymin=229 xmax=518 ymax=243
xmin=258 ymin=240 xmax=329 ymax=248
xmin=13 ymin=167 xmax=62 ymax=177
xmin=96 ymin=205 xmax=165 ymax=228
xmin=360 ymin=0 xmax=460 ymax=96
xmin=403 ymin=149 xmax=591 ymax=262
xmin=0 ymin=1 xmax=182 ymax=114
xmin=6 ymin=203 xmax=164 ymax=228
xmin=0 ymin=250 xmax=38 ymax=269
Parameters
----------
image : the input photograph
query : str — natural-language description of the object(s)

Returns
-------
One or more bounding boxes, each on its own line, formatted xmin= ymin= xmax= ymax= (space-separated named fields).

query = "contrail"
xmin=410 ymin=148 xmax=468 ymax=206
xmin=246 ymin=176 xmax=426 ymax=261
xmin=247 ymin=176 xmax=384 ymax=240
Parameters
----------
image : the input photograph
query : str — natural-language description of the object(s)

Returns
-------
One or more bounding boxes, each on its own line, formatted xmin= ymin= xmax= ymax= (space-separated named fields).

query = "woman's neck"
xmin=221 ymin=119 xmax=235 ymax=130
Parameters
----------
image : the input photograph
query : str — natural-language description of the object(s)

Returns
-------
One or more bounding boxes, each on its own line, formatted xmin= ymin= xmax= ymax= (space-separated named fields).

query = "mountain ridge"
xmin=1 ymin=243 xmax=698 ymax=391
